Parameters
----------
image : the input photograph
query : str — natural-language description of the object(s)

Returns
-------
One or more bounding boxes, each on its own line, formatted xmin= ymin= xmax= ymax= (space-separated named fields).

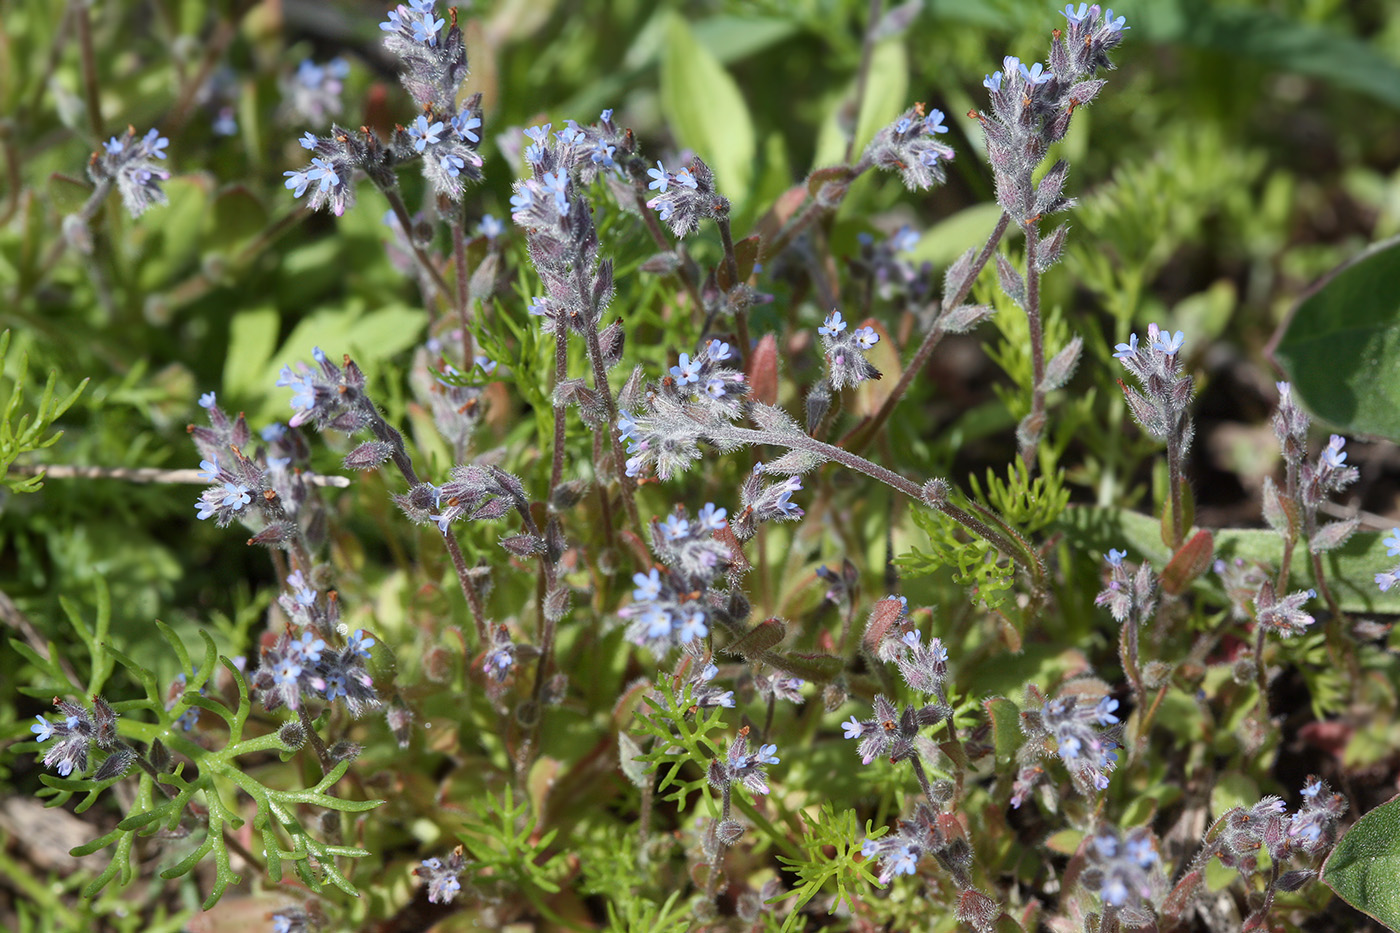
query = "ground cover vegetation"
xmin=4 ymin=1 xmax=1400 ymax=931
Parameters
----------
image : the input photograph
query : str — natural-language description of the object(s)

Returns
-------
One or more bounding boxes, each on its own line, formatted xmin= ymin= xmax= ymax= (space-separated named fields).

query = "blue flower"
xmin=705 ymin=377 xmax=727 ymax=398
xmin=195 ymin=499 xmax=217 ymax=521
xmin=756 ymin=743 xmax=780 ymax=765
xmin=677 ymin=607 xmax=708 ymax=641
xmin=841 ymin=716 xmax=863 ymax=739
xmin=409 ymin=115 xmax=445 ymax=151
xmin=647 ymin=161 xmax=669 ymax=193
xmin=451 ymin=112 xmax=481 ymax=143
xmin=632 ymin=568 xmax=663 ymax=602
xmin=853 ymin=326 xmax=880 ymax=350
xmin=1062 ymin=3 xmax=1090 ymax=24
xmin=30 ymin=716 xmax=54 ymax=743
xmin=1019 ymin=62 xmax=1053 ymax=86
xmin=220 ymin=483 xmax=252 ymax=510
xmin=706 ymin=339 xmax=732 ymax=362
xmin=347 ymin=630 xmax=376 ymax=658
xmin=199 ymin=391 xmax=217 ymax=409
xmin=983 ymin=71 xmax=1003 ymax=92
xmin=477 ymin=214 xmax=503 ymax=239
xmin=1112 ymin=334 xmax=1139 ymax=359
xmin=674 ymin=167 xmax=699 ymax=190
xmin=589 ymin=139 xmax=615 ymax=166
xmin=696 ymin=503 xmax=728 ymax=532
xmin=1321 ymin=434 xmax=1347 ymax=469
xmin=661 ymin=515 xmax=691 ymax=540
xmin=818 ymin=310 xmax=846 ymax=336
xmin=509 ymin=187 xmax=534 ymax=213
xmin=1106 ymin=548 xmax=1126 ymax=566
xmin=617 ymin=409 xmax=640 ymax=445
xmin=197 ymin=458 xmax=221 ymax=482
xmin=1384 ymin=528 xmax=1400 ymax=557
xmin=411 ymin=11 xmax=445 ymax=44
xmin=670 ymin=353 xmax=701 ymax=385
xmin=1103 ymin=8 xmax=1129 ymax=31
xmin=1151 ymin=329 xmax=1185 ymax=355
xmin=600 ymin=108 xmax=614 ymax=122
xmin=542 ymin=171 xmax=570 ymax=215
xmin=440 ymin=153 xmax=467 ymax=177
xmin=1095 ymin=697 xmax=1120 ymax=726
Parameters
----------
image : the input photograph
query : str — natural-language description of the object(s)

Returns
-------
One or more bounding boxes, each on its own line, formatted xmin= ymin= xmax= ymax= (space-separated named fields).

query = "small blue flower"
xmin=983 ymin=71 xmax=1003 ymax=92
xmin=411 ymin=11 xmax=446 ymax=44
xmin=697 ymin=503 xmax=728 ymax=532
xmin=451 ymin=112 xmax=481 ymax=143
xmin=347 ymin=629 xmax=376 ymax=658
xmin=299 ymin=131 xmax=318 ymax=150
xmin=853 ymin=326 xmax=880 ymax=350
xmin=197 ymin=458 xmax=221 ymax=481
xmin=661 ymin=515 xmax=691 ymax=540
xmin=1321 ymin=434 xmax=1347 ymax=469
xmin=477 ymin=214 xmax=503 ymax=239
xmin=220 ymin=483 xmax=252 ymax=510
xmin=677 ymin=608 xmax=708 ymax=641
xmin=199 ymin=391 xmax=217 ymax=409
xmin=1095 ymin=697 xmax=1120 ymax=726
xmin=1106 ymin=548 xmax=1126 ymax=566
xmin=632 ymin=568 xmax=663 ymax=602
xmin=1384 ymin=528 xmax=1400 ymax=557
xmin=706 ymin=339 xmax=732 ymax=362
xmin=1062 ymin=3 xmax=1090 ymax=24
xmin=1019 ymin=62 xmax=1053 ymax=86
xmin=589 ymin=139 xmax=615 ymax=166
xmin=756 ymin=743 xmax=780 ymax=765
xmin=675 ymin=167 xmax=699 ymax=189
xmin=600 ymin=108 xmax=614 ymax=122
xmin=509 ymin=187 xmax=534 ymax=213
xmin=818 ymin=310 xmax=846 ymax=336
xmin=30 ymin=716 xmax=54 ymax=743
xmin=542 ymin=171 xmax=570 ymax=215
xmin=1152 ymin=329 xmax=1185 ymax=355
xmin=705 ymin=377 xmax=727 ymax=399
xmin=841 ymin=716 xmax=863 ymax=739
xmin=670 ymin=353 xmax=701 ymax=385
xmin=409 ymin=115 xmax=445 ymax=152
xmin=1112 ymin=334 xmax=1139 ymax=360
xmin=647 ymin=161 xmax=669 ymax=193
xmin=895 ymin=117 xmax=912 ymax=134
xmin=1103 ymin=8 xmax=1129 ymax=31
xmin=440 ymin=153 xmax=467 ymax=177
xmin=642 ymin=606 xmax=673 ymax=640
xmin=617 ymin=409 xmax=640 ymax=445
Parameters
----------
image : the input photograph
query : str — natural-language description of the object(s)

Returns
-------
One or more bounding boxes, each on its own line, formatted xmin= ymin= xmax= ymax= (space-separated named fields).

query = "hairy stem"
xmin=1020 ymin=221 xmax=1046 ymax=473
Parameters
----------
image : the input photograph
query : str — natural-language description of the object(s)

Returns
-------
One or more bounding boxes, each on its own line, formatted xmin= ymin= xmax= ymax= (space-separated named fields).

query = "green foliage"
xmin=966 ymin=459 xmax=1070 ymax=536
xmin=629 ymin=678 xmax=730 ymax=816
xmin=898 ymin=506 xmax=1016 ymax=611
xmin=1272 ymin=235 xmax=1400 ymax=441
xmin=458 ymin=786 xmax=565 ymax=897
xmin=0 ymin=331 xmax=87 ymax=493
xmin=1324 ymin=794 xmax=1400 ymax=932
xmin=15 ymin=591 xmax=381 ymax=910
xmin=774 ymin=804 xmax=881 ymax=921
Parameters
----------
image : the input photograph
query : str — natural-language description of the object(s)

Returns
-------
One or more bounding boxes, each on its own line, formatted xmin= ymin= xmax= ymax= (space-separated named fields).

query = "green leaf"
xmin=660 ymin=12 xmax=755 ymax=202
xmin=1324 ymin=794 xmax=1400 ymax=932
xmin=223 ymin=306 xmax=280 ymax=399
xmin=812 ymin=38 xmax=908 ymax=171
xmin=1054 ymin=505 xmax=1400 ymax=615
xmin=1271 ymin=235 xmax=1400 ymax=440
xmin=983 ymin=696 xmax=1021 ymax=764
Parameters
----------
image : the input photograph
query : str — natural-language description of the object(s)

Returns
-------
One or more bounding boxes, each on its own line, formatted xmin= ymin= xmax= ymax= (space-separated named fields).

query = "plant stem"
xmin=1254 ymin=624 xmax=1270 ymax=727
xmin=550 ymin=329 xmax=569 ymax=492
xmin=1165 ymin=425 xmax=1186 ymax=551
xmin=1020 ymin=221 xmax=1046 ymax=473
xmin=846 ymin=212 xmax=1011 ymax=455
xmin=451 ymin=203 xmax=475 ymax=366
xmin=441 ymin=529 xmax=489 ymax=648
xmin=714 ymin=213 xmax=750 ymax=355
xmin=381 ymin=186 xmax=455 ymax=303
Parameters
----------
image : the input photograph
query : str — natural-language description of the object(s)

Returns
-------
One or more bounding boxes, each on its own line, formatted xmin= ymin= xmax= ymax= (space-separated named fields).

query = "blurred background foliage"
xmin=2 ymin=0 xmax=1400 ymax=927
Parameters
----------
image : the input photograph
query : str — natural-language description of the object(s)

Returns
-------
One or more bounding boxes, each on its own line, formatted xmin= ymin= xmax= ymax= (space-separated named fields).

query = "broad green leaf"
xmin=812 ymin=38 xmax=908 ymax=171
xmin=1270 ymin=235 xmax=1400 ymax=440
xmin=1054 ymin=505 xmax=1400 ymax=615
xmin=223 ymin=306 xmax=279 ymax=399
xmin=1209 ymin=772 xmax=1258 ymax=821
xmin=983 ymin=696 xmax=1021 ymax=764
xmin=660 ymin=13 xmax=756 ymax=202
xmin=1324 ymin=794 xmax=1400 ymax=932
xmin=911 ymin=202 xmax=1014 ymax=268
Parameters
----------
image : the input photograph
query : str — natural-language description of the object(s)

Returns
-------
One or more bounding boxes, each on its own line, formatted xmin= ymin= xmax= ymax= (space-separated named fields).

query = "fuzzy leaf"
xmin=1270 ymin=235 xmax=1400 ymax=441
xmin=1310 ymin=518 xmax=1359 ymax=554
xmin=983 ymin=697 xmax=1022 ymax=764
xmin=1042 ymin=335 xmax=1083 ymax=392
xmin=1160 ymin=529 xmax=1215 ymax=596
xmin=1323 ymin=793 xmax=1400 ymax=931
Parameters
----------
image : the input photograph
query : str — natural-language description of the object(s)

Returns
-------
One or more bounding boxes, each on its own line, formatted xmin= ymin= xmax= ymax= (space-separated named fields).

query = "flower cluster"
xmin=862 ymin=105 xmax=956 ymax=191
xmin=1113 ymin=323 xmax=1195 ymax=450
xmin=645 ymin=157 xmax=727 ymax=237
xmin=414 ymin=846 xmax=469 ymax=904
xmin=815 ymin=310 xmax=882 ymax=390
xmin=90 ymin=127 xmax=171 ymax=218
xmin=707 ymin=727 xmax=779 ymax=797
xmin=1250 ymin=580 xmax=1317 ymax=638
xmin=619 ymin=502 xmax=735 ymax=650
xmin=379 ymin=2 xmax=468 ymax=111
xmin=276 ymin=347 xmax=368 ymax=432
xmin=1082 ymin=824 xmax=1163 ymax=913
xmin=851 ymin=227 xmax=936 ymax=310
xmin=686 ymin=654 xmax=737 ymax=709
xmin=842 ymin=693 xmax=948 ymax=766
xmin=283 ymin=129 xmax=364 ymax=216
xmin=615 ymin=340 xmax=749 ymax=481
xmin=1012 ymin=685 xmax=1120 ymax=805
xmin=1267 ymin=382 xmax=1360 ymax=559
xmin=975 ymin=5 xmax=1126 ymax=221
xmin=522 ymin=111 xmax=632 ymax=184
xmin=728 ymin=465 xmax=805 ymax=540
xmin=30 ymin=696 xmax=129 ymax=780
xmin=1094 ymin=547 xmax=1156 ymax=627
xmin=1215 ymin=778 xmax=1348 ymax=875
xmin=416 ymin=463 xmax=531 ymax=538
xmin=860 ymin=804 xmax=969 ymax=886
xmin=251 ymin=573 xmax=379 ymax=716
xmin=282 ymin=57 xmax=349 ymax=125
